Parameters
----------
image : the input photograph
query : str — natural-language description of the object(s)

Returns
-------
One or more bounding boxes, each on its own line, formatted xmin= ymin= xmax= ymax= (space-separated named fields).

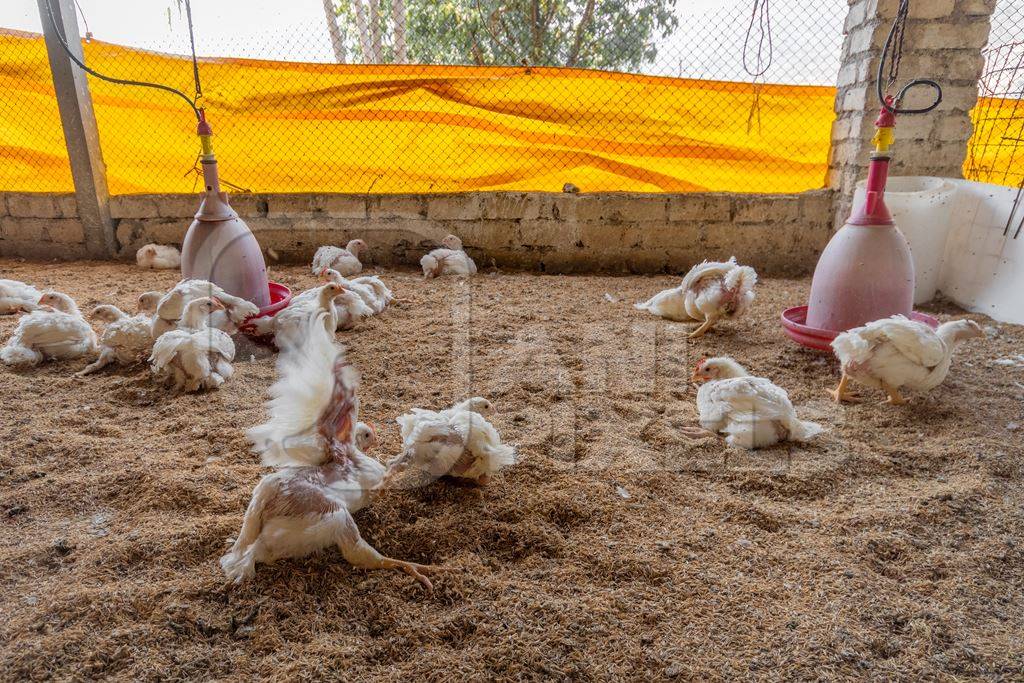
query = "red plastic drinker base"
xmin=780 ymin=305 xmax=938 ymax=352
xmin=239 ymin=281 xmax=292 ymax=342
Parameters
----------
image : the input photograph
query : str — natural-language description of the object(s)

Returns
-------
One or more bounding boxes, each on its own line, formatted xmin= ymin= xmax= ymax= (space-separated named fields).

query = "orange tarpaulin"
xmin=0 ymin=30 xmax=1017 ymax=195
xmin=0 ymin=30 xmax=836 ymax=195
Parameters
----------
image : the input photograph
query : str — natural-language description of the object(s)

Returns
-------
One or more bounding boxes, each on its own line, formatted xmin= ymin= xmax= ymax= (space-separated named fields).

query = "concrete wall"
xmin=829 ymin=0 xmax=994 ymax=223
xmin=0 ymin=190 xmax=835 ymax=275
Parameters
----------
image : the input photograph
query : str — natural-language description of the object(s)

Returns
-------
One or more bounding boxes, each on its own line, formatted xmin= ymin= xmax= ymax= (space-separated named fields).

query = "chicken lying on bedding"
xmin=1 ymin=291 xmax=97 ymax=367
xmin=150 ymin=297 xmax=235 ymax=392
xmin=222 ymin=313 xmax=435 ymax=588
xmin=136 ymin=244 xmax=181 ymax=270
xmin=681 ymin=357 xmax=823 ymax=450
xmin=829 ymin=315 xmax=984 ymax=405
xmin=152 ymin=279 xmax=258 ymax=338
xmin=320 ymin=268 xmax=394 ymax=315
xmin=250 ymin=282 xmax=345 ymax=351
xmin=0 ymin=279 xmax=42 ymax=314
xmin=311 ymin=239 xmax=367 ymax=277
xmin=77 ymin=295 xmax=160 ymax=376
xmin=420 ymin=235 xmax=477 ymax=279
xmin=634 ymin=257 xmax=757 ymax=338
xmin=378 ymin=397 xmax=515 ymax=488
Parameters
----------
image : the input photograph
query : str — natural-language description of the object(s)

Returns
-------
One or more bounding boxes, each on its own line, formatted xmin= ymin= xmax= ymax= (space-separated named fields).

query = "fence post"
xmin=37 ymin=0 xmax=116 ymax=258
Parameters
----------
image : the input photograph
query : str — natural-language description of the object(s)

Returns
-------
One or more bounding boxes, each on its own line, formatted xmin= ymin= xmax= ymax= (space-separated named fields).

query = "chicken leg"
xmin=880 ymin=382 xmax=906 ymax=405
xmin=828 ymin=373 xmax=860 ymax=403
xmin=337 ymin=512 xmax=438 ymax=591
xmin=688 ymin=315 xmax=717 ymax=339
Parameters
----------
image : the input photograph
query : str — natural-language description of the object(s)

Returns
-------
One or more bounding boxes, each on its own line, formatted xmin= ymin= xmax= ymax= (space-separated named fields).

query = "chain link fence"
xmin=1 ymin=1 xmax=1020 ymax=197
xmin=965 ymin=0 xmax=1024 ymax=188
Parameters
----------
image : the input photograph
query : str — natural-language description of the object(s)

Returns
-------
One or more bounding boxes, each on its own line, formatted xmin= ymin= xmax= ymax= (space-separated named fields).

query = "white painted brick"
xmin=842 ymin=86 xmax=868 ymax=112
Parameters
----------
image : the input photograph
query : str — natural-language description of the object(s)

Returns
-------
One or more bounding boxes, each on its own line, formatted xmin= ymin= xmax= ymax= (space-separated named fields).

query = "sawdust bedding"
xmin=1 ymin=258 xmax=1022 ymax=680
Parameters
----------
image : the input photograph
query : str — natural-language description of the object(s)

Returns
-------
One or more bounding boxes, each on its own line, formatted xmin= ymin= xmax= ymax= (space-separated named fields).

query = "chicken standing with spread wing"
xmin=221 ymin=314 xmax=435 ymax=588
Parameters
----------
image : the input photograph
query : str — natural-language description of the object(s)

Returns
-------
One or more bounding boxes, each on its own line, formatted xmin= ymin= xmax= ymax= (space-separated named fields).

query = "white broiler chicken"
xmin=320 ymin=268 xmax=394 ymax=315
xmin=77 ymin=296 xmax=159 ymax=376
xmin=253 ymin=282 xmax=344 ymax=351
xmin=150 ymin=297 xmax=235 ymax=392
xmin=830 ymin=315 xmax=984 ymax=405
xmin=420 ymin=234 xmax=477 ymax=279
xmin=0 ymin=279 xmax=42 ymax=314
xmin=152 ymin=279 xmax=259 ymax=338
xmin=311 ymin=239 xmax=368 ymax=277
xmin=683 ymin=357 xmax=823 ymax=450
xmin=1 ymin=291 xmax=97 ymax=367
xmin=221 ymin=313 xmax=435 ymax=588
xmin=136 ymin=244 xmax=181 ymax=270
xmin=381 ymin=397 xmax=515 ymax=488
xmin=634 ymin=257 xmax=757 ymax=338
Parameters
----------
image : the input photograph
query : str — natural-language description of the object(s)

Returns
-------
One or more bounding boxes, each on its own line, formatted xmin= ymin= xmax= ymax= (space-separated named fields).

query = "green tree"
xmin=330 ymin=0 xmax=678 ymax=71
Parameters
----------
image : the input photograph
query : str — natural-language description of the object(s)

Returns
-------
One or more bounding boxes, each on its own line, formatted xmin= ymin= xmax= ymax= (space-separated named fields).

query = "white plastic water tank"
xmin=853 ymin=176 xmax=957 ymax=305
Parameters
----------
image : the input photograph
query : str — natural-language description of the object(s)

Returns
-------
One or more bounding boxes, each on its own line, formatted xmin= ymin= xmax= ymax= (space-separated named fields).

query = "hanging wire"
xmin=71 ymin=0 xmax=92 ymax=41
xmin=41 ymin=0 xmax=201 ymax=120
xmin=184 ymin=0 xmax=202 ymax=102
xmin=876 ymin=0 xmax=942 ymax=114
xmin=742 ymin=0 xmax=772 ymax=134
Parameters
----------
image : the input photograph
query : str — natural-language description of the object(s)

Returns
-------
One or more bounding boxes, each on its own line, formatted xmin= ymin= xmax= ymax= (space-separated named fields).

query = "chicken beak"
xmin=690 ymin=370 xmax=702 ymax=382
xmin=210 ymin=298 xmax=226 ymax=310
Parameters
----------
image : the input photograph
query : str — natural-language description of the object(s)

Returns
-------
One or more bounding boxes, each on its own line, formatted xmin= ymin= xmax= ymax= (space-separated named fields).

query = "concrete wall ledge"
xmin=1 ymin=190 xmax=836 ymax=276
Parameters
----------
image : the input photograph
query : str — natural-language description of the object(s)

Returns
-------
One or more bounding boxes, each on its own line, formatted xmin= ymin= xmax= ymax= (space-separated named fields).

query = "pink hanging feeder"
xmin=180 ymin=111 xmax=291 ymax=332
xmin=781 ymin=99 xmax=938 ymax=350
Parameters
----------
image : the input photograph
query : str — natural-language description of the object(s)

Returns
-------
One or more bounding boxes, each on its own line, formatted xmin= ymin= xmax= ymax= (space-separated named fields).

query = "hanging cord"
xmin=876 ymin=0 xmax=942 ymax=114
xmin=41 ymin=0 xmax=201 ymax=120
xmin=71 ymin=0 xmax=91 ymax=41
xmin=742 ymin=0 xmax=772 ymax=134
xmin=184 ymin=0 xmax=202 ymax=103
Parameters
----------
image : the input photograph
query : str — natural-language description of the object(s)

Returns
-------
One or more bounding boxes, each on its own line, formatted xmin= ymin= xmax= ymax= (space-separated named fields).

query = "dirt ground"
xmin=1 ymin=258 xmax=1022 ymax=681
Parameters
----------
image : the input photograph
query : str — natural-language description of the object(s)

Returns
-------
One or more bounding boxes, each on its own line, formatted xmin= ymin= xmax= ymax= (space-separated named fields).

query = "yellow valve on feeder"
xmin=871 ymin=96 xmax=897 ymax=154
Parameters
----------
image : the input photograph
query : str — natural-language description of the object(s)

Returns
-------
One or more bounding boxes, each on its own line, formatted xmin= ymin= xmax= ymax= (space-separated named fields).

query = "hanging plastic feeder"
xmin=781 ymin=99 xmax=938 ymax=350
xmin=179 ymin=111 xmax=291 ymax=332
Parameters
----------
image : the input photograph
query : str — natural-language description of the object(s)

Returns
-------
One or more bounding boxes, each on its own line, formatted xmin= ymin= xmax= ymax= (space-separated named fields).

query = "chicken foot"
xmin=679 ymin=423 xmax=717 ymax=440
xmin=338 ymin=514 xmax=438 ymax=591
xmin=828 ymin=373 xmax=860 ymax=403
xmin=688 ymin=315 xmax=717 ymax=339
xmin=880 ymin=382 xmax=907 ymax=405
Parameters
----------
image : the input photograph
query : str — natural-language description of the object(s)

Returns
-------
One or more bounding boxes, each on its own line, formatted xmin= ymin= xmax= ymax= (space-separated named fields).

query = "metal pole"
xmin=37 ymin=0 xmax=116 ymax=258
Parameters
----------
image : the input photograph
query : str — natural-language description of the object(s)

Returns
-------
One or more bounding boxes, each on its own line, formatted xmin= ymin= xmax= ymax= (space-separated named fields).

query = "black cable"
xmin=742 ymin=0 xmax=772 ymax=78
xmin=876 ymin=0 xmax=942 ymax=115
xmin=42 ymin=0 xmax=201 ymax=120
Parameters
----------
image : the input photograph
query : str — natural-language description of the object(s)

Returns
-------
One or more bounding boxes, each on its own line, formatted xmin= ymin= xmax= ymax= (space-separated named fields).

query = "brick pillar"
xmin=828 ymin=0 xmax=996 ymax=226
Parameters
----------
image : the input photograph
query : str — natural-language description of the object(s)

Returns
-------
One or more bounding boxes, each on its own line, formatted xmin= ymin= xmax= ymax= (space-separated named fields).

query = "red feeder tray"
xmin=781 ymin=305 xmax=938 ymax=352
xmin=239 ymin=281 xmax=292 ymax=341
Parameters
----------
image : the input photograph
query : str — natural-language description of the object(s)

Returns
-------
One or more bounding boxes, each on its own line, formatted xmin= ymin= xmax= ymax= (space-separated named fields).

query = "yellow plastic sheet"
xmin=0 ymin=30 xmax=1018 ymax=195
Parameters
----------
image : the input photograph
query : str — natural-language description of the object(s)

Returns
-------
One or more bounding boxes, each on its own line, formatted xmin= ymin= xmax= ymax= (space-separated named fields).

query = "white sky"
xmin=3 ymin=0 xmax=974 ymax=86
